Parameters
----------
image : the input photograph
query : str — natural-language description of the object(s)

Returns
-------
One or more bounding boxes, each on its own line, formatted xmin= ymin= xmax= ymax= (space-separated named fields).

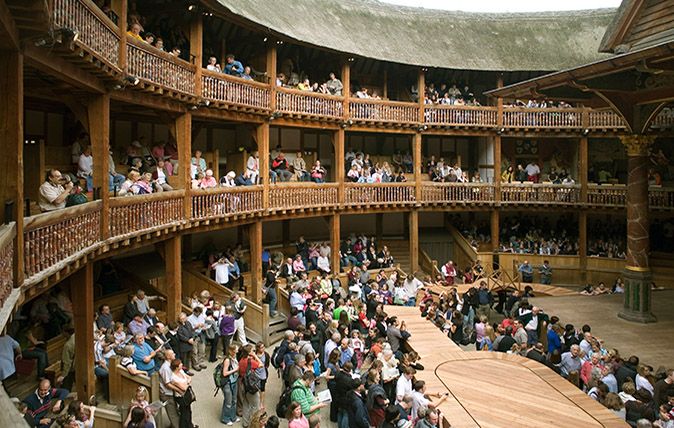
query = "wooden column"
xmin=382 ymin=69 xmax=388 ymax=99
xmin=266 ymin=45 xmax=277 ymax=110
xmin=176 ymin=113 xmax=192 ymax=218
xmin=72 ymin=263 xmax=95 ymax=400
xmin=578 ymin=212 xmax=587 ymax=285
xmin=490 ymin=210 xmax=499 ymax=253
xmin=248 ymin=221 xmax=263 ymax=301
xmin=375 ymin=213 xmax=383 ymax=244
xmin=330 ymin=214 xmax=341 ymax=274
xmin=342 ymin=62 xmax=350 ymax=118
xmin=579 ymin=136 xmax=588 ymax=203
xmin=493 ymin=135 xmax=502 ymax=201
xmin=0 ymin=50 xmax=23 ymax=285
xmin=88 ymin=94 xmax=111 ymax=239
xmin=190 ymin=14 xmax=203 ymax=97
xmin=257 ymin=123 xmax=270 ymax=209
xmin=417 ymin=69 xmax=425 ymax=123
xmin=496 ymin=76 xmax=504 ymax=129
xmin=164 ymin=235 xmax=182 ymax=322
xmin=413 ymin=133 xmax=422 ymax=201
xmin=111 ymin=0 xmax=128 ymax=71
xmin=281 ymin=220 xmax=290 ymax=248
xmin=334 ymin=129 xmax=345 ymax=203
xmin=409 ymin=210 xmax=419 ymax=273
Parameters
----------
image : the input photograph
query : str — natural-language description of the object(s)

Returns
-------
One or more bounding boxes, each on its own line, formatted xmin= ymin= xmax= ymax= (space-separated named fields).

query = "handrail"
xmin=503 ymin=107 xmax=583 ymax=128
xmin=349 ymin=98 xmax=418 ymax=123
xmin=268 ymin=182 xmax=339 ymax=210
xmin=275 ymin=87 xmax=344 ymax=119
xmin=501 ymin=182 xmax=581 ymax=204
xmin=53 ymin=0 xmax=120 ymax=67
xmin=421 ymin=182 xmax=495 ymax=203
xmin=126 ymin=36 xmax=196 ymax=95
xmin=424 ymin=105 xmax=498 ymax=127
xmin=344 ymin=182 xmax=416 ymax=205
xmin=191 ymin=186 xmax=264 ymax=219
xmin=0 ymin=224 xmax=16 ymax=308
xmin=109 ymin=190 xmax=185 ymax=238
xmin=202 ymin=70 xmax=270 ymax=110
xmin=587 ymin=109 xmax=627 ymax=129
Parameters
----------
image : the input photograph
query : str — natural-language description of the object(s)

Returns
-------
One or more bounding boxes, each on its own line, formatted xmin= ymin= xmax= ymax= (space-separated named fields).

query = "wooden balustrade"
xmin=501 ymin=183 xmax=581 ymax=204
xmin=268 ymin=183 xmax=339 ymax=210
xmin=503 ymin=107 xmax=583 ymax=129
xmin=344 ymin=183 xmax=416 ymax=205
xmin=348 ymin=99 xmax=418 ymax=123
xmin=109 ymin=191 xmax=185 ymax=237
xmin=202 ymin=70 xmax=270 ymax=109
xmin=191 ymin=186 xmax=263 ymax=219
xmin=649 ymin=187 xmax=674 ymax=209
xmin=424 ymin=105 xmax=498 ymax=127
xmin=275 ymin=88 xmax=343 ymax=119
xmin=421 ymin=183 xmax=495 ymax=203
xmin=127 ymin=38 xmax=196 ymax=94
xmin=650 ymin=108 xmax=674 ymax=129
xmin=0 ymin=224 xmax=15 ymax=307
xmin=587 ymin=110 xmax=627 ymax=129
xmin=587 ymin=184 xmax=627 ymax=207
xmin=53 ymin=0 xmax=120 ymax=66
xmin=23 ymin=202 xmax=102 ymax=279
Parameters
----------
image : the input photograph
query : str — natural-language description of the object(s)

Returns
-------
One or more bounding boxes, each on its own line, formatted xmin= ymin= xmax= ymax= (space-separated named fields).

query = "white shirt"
xmin=635 ymin=374 xmax=655 ymax=395
xmin=403 ymin=277 xmax=423 ymax=298
xmin=187 ymin=312 xmax=206 ymax=334
xmin=396 ymin=375 xmax=412 ymax=402
xmin=159 ymin=360 xmax=174 ymax=396
xmin=317 ymin=256 xmax=330 ymax=272
xmin=39 ymin=181 xmax=66 ymax=211
xmin=411 ymin=390 xmax=430 ymax=420
xmin=78 ymin=153 xmax=93 ymax=176
xmin=156 ymin=168 xmax=166 ymax=185
xmin=525 ymin=163 xmax=540 ymax=176
xmin=213 ymin=262 xmax=230 ymax=284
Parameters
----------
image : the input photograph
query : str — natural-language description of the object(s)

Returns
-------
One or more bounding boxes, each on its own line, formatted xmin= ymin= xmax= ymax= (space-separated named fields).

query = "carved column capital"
xmin=620 ymin=135 xmax=655 ymax=157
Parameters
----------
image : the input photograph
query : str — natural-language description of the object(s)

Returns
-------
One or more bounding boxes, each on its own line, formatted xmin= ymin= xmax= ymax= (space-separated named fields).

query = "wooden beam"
xmin=579 ymin=137 xmax=588 ymax=203
xmin=248 ymin=221 xmax=263 ymax=302
xmin=413 ymin=133 xmax=421 ymax=201
xmin=111 ymin=0 xmax=128 ymax=71
xmin=24 ymin=45 xmax=106 ymax=94
xmin=190 ymin=14 xmax=203 ymax=97
xmin=330 ymin=214 xmax=341 ymax=274
xmin=110 ymin=90 xmax=186 ymax=114
xmin=409 ymin=210 xmax=419 ymax=273
xmin=578 ymin=211 xmax=587 ymax=285
xmin=164 ymin=235 xmax=182 ymax=322
xmin=0 ymin=0 xmax=20 ymax=50
xmin=342 ymin=62 xmax=350 ymax=116
xmin=257 ymin=123 xmax=270 ymax=208
xmin=493 ymin=136 xmax=501 ymax=202
xmin=88 ymin=94 xmax=111 ymax=239
xmin=417 ymin=69 xmax=425 ymax=123
xmin=0 ymin=50 xmax=24 ymax=286
xmin=333 ymin=129 xmax=345 ymax=203
xmin=72 ymin=263 xmax=95 ymax=400
xmin=491 ymin=210 xmax=500 ymax=253
xmin=266 ymin=44 xmax=277 ymax=110
xmin=176 ymin=113 xmax=192 ymax=216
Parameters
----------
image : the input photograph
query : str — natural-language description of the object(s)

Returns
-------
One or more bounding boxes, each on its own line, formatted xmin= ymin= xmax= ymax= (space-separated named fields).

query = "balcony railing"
xmin=649 ymin=186 xmax=674 ymax=209
xmin=501 ymin=183 xmax=581 ymax=204
xmin=191 ymin=186 xmax=263 ymax=219
xmin=127 ymin=38 xmax=196 ymax=95
xmin=202 ymin=71 xmax=270 ymax=110
xmin=276 ymin=87 xmax=343 ymax=119
xmin=269 ymin=183 xmax=339 ymax=210
xmin=588 ymin=110 xmax=627 ymax=130
xmin=110 ymin=191 xmax=185 ymax=237
xmin=23 ymin=202 xmax=102 ymax=279
xmin=424 ymin=105 xmax=498 ymax=127
xmin=587 ymin=184 xmax=627 ymax=207
xmin=349 ymin=99 xmax=418 ymax=124
xmin=0 ymin=224 xmax=15 ymax=307
xmin=421 ymin=182 xmax=495 ymax=203
xmin=650 ymin=108 xmax=674 ymax=129
xmin=344 ymin=183 xmax=416 ymax=206
xmin=503 ymin=107 xmax=582 ymax=129
xmin=53 ymin=0 xmax=120 ymax=67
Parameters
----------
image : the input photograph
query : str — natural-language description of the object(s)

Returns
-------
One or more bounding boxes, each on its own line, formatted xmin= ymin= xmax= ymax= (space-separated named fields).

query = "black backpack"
xmin=275 ymin=384 xmax=302 ymax=418
xmin=242 ymin=357 xmax=261 ymax=394
xmin=271 ymin=345 xmax=282 ymax=369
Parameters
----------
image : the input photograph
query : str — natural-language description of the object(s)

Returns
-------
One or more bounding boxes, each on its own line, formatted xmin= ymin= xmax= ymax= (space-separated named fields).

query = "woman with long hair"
xmin=126 ymin=407 xmax=153 ymax=428
xmin=287 ymin=401 xmax=310 ymax=428
xmin=169 ymin=359 xmax=195 ymax=428
xmin=220 ymin=345 xmax=240 ymax=425
xmin=123 ymin=386 xmax=156 ymax=428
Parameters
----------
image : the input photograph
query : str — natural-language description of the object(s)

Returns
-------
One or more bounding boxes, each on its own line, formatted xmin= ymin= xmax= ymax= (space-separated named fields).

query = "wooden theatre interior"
xmin=1 ymin=0 xmax=674 ymax=426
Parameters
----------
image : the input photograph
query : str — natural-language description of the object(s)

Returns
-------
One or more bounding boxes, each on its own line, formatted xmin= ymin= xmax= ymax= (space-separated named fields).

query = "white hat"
xmin=205 ymin=169 xmax=213 ymax=177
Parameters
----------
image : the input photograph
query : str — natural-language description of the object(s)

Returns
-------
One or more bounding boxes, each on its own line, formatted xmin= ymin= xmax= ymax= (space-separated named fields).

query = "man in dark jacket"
xmin=496 ymin=326 xmax=517 ymax=352
xmin=348 ymin=380 xmax=370 ymax=428
xmin=335 ymin=362 xmax=359 ymax=427
xmin=616 ymin=355 xmax=640 ymax=390
xmin=23 ymin=379 xmax=68 ymax=428
xmin=176 ymin=312 xmax=196 ymax=375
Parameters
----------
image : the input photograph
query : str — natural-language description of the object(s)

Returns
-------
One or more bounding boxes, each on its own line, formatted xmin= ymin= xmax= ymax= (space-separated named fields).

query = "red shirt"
xmin=238 ymin=356 xmax=261 ymax=377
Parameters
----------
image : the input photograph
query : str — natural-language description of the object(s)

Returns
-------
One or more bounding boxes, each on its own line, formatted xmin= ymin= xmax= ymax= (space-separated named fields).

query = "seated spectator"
xmin=199 ymin=170 xmax=218 ymax=189
xmin=310 ymin=161 xmax=327 ymax=183
xmin=206 ymin=56 xmax=221 ymax=72
xmin=39 ymin=169 xmax=74 ymax=212
xmin=224 ymin=54 xmax=244 ymax=77
xmin=235 ymin=170 xmax=253 ymax=186
xmin=326 ymin=72 xmax=343 ymax=96
xmin=23 ymin=379 xmax=68 ymax=428
xmin=293 ymin=152 xmax=309 ymax=181
xmin=272 ymin=152 xmax=292 ymax=182
xmin=77 ymin=146 xmax=94 ymax=192
xmin=131 ymin=334 xmax=158 ymax=376
xmin=152 ymin=160 xmax=173 ymax=192
xmin=131 ymin=173 xmax=154 ymax=194
xmin=127 ymin=23 xmax=143 ymax=41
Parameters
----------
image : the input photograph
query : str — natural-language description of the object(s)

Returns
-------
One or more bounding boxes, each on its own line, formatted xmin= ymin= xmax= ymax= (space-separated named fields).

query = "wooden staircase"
xmin=382 ymin=239 xmax=411 ymax=272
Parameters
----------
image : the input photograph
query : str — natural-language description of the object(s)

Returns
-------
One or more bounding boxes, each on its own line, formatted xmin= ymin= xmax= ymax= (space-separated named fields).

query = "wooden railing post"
xmin=190 ymin=14 xmax=203 ymax=97
xmin=493 ymin=135 xmax=502 ymax=202
xmin=579 ymin=211 xmax=588 ymax=285
xmin=579 ymin=136 xmax=588 ymax=203
xmin=111 ymin=0 xmax=127 ymax=71
xmin=266 ymin=44 xmax=277 ymax=111
xmin=496 ymin=76 xmax=504 ymax=129
xmin=334 ymin=129 xmax=345 ymax=203
xmin=417 ymin=69 xmax=425 ymax=124
xmin=248 ymin=221 xmax=263 ymax=302
xmin=72 ymin=263 xmax=95 ymax=401
xmin=491 ymin=210 xmax=500 ymax=253
xmin=257 ymin=123 xmax=270 ymax=209
xmin=89 ymin=94 xmax=111 ymax=239
xmin=409 ymin=210 xmax=419 ymax=273
xmin=164 ymin=235 xmax=182 ymax=322
xmin=414 ymin=133 xmax=422 ymax=202
xmin=330 ymin=214 xmax=341 ymax=274
xmin=176 ymin=113 xmax=192 ymax=219
xmin=342 ymin=62 xmax=350 ymax=119
xmin=0 ymin=50 xmax=24 ymax=286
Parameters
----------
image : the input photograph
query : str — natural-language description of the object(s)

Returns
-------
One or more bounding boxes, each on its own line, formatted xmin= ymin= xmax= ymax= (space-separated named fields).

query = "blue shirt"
xmin=0 ymin=335 xmax=20 ymax=380
xmin=261 ymin=250 xmax=270 ymax=263
xmin=339 ymin=348 xmax=353 ymax=366
xmin=132 ymin=342 xmax=156 ymax=372
xmin=224 ymin=60 xmax=244 ymax=76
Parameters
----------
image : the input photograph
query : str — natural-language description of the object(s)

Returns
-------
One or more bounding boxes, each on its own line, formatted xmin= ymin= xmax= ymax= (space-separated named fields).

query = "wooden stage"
xmin=386 ymin=306 xmax=627 ymax=428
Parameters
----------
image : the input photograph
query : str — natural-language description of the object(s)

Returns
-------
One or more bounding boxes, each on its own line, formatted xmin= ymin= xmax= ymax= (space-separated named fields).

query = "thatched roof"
xmin=210 ymin=0 xmax=617 ymax=72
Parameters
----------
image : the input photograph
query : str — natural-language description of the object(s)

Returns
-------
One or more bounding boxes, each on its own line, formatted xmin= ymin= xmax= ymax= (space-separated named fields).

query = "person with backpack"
xmin=219 ymin=305 xmax=236 ymax=358
xmin=238 ymin=344 xmax=262 ymax=428
xmin=254 ymin=342 xmax=271 ymax=406
xmin=218 ymin=345 xmax=240 ymax=426
xmin=290 ymin=371 xmax=327 ymax=426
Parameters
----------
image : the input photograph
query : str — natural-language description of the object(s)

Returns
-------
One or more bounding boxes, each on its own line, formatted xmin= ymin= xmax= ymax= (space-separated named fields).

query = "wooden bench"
xmin=108 ymin=356 xmax=160 ymax=406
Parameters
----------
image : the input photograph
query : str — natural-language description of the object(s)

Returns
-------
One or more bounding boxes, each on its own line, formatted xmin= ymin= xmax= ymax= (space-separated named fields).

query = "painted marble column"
xmin=619 ymin=135 xmax=656 ymax=323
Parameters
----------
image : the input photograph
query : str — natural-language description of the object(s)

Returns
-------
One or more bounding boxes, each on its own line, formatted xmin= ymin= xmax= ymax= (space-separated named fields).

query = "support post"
xmin=579 ymin=136 xmax=588 ymax=203
xmin=266 ymin=45 xmax=277 ymax=110
xmin=330 ymin=214 xmax=341 ymax=274
xmin=413 ymin=133 xmax=422 ymax=201
xmin=490 ymin=210 xmax=499 ymax=253
xmin=0 ymin=50 xmax=24 ymax=286
xmin=579 ymin=212 xmax=587 ymax=285
xmin=72 ymin=264 xmax=95 ymax=400
xmin=190 ymin=14 xmax=203 ymax=97
xmin=282 ymin=220 xmax=290 ymax=248
xmin=493 ymin=135 xmax=501 ymax=201
xmin=496 ymin=76 xmax=504 ymax=128
xmin=164 ymin=235 xmax=182 ymax=322
xmin=177 ymin=113 xmax=192 ymax=218
xmin=619 ymin=135 xmax=656 ymax=323
xmin=342 ymin=62 xmax=350 ymax=118
xmin=249 ymin=221 xmax=263 ymax=302
xmin=257 ymin=123 xmax=270 ymax=208
xmin=88 ymin=94 xmax=111 ymax=239
xmin=417 ymin=69 xmax=425 ymax=123
xmin=409 ymin=210 xmax=419 ymax=273
xmin=334 ymin=129 xmax=345 ymax=203
xmin=111 ymin=0 xmax=128 ymax=72
xmin=375 ymin=213 xmax=383 ymax=244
